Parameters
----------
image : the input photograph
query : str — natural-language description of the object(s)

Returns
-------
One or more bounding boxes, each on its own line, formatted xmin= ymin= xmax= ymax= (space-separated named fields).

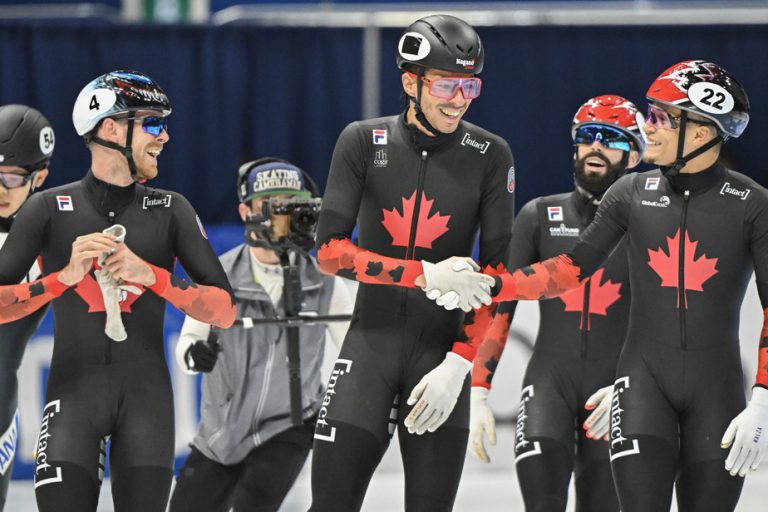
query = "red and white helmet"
xmin=571 ymin=95 xmax=645 ymax=154
xmin=646 ymin=60 xmax=749 ymax=139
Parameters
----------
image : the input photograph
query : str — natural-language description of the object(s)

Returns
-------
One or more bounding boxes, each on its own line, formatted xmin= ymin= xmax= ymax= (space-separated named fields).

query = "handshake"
xmin=419 ymin=257 xmax=496 ymax=312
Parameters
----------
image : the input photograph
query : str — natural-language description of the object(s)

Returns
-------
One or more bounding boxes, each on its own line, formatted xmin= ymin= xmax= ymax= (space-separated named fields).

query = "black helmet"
xmin=646 ymin=60 xmax=749 ymax=139
xmin=396 ymin=14 xmax=484 ymax=75
xmin=0 ymin=104 xmax=55 ymax=171
xmin=72 ymin=70 xmax=171 ymax=137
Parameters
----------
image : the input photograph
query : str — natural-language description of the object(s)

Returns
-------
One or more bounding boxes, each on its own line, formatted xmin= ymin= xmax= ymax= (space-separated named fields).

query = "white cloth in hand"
xmin=404 ymin=352 xmax=472 ymax=435
xmin=468 ymin=387 xmax=496 ymax=463
xmin=721 ymin=387 xmax=768 ymax=477
xmin=583 ymin=385 xmax=614 ymax=440
xmin=421 ymin=257 xmax=494 ymax=312
xmin=95 ymin=225 xmax=140 ymax=342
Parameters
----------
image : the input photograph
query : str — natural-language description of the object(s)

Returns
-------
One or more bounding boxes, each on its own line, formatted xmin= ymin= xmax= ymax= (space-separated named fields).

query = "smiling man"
xmin=431 ymin=60 xmax=768 ymax=512
xmin=0 ymin=70 xmax=235 ymax=511
xmin=310 ymin=14 xmax=515 ymax=512
xmin=469 ymin=95 xmax=643 ymax=512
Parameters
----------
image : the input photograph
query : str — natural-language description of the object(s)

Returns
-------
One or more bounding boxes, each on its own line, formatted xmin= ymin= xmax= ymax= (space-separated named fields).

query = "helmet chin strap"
xmin=90 ymin=113 xmax=139 ymax=180
xmin=662 ymin=111 xmax=723 ymax=177
xmin=411 ymin=67 xmax=445 ymax=137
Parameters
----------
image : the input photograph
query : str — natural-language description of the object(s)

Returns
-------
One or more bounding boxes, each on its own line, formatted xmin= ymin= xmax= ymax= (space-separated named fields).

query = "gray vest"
xmin=193 ymin=244 xmax=334 ymax=465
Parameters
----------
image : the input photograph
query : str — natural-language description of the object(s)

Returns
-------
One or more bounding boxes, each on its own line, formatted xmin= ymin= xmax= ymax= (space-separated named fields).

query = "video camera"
xmin=245 ymin=195 xmax=322 ymax=254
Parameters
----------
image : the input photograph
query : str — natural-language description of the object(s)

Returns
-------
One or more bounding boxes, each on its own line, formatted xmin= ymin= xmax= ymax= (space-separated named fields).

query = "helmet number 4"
xmin=89 ymin=94 xmax=101 ymax=111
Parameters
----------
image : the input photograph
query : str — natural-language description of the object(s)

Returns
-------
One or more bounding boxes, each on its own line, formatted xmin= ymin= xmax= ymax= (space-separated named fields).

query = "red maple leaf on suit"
xmin=647 ymin=228 xmax=718 ymax=308
xmin=381 ymin=191 xmax=450 ymax=249
xmin=74 ymin=274 xmax=143 ymax=313
xmin=559 ymin=268 xmax=622 ymax=330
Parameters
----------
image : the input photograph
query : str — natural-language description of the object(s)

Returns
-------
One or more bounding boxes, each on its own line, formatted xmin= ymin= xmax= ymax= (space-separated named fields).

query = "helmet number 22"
xmin=688 ymin=82 xmax=734 ymax=114
xmin=700 ymin=88 xmax=725 ymax=110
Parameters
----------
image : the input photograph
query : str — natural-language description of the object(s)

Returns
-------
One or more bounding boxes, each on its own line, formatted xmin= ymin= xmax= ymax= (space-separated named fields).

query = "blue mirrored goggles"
xmin=574 ymin=125 xmax=633 ymax=152
xmin=120 ymin=115 xmax=169 ymax=136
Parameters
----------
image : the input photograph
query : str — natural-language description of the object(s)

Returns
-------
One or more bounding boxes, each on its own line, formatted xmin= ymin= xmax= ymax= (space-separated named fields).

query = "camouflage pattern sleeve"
xmin=0 ymin=272 xmax=68 ymax=323
xmin=495 ymin=254 xmax=583 ymax=302
xmin=147 ymin=264 xmax=235 ymax=328
xmin=317 ymin=238 xmax=423 ymax=287
xmin=757 ymin=307 xmax=768 ymax=389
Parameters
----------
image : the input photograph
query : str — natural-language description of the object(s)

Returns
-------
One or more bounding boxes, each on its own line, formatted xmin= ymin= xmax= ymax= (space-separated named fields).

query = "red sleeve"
xmin=148 ymin=264 xmax=235 ymax=329
xmin=453 ymin=264 xmax=512 ymax=365
xmin=757 ymin=307 xmax=768 ymax=389
xmin=495 ymin=254 xmax=583 ymax=302
xmin=0 ymin=272 xmax=68 ymax=323
xmin=317 ymin=238 xmax=423 ymax=288
xmin=471 ymin=307 xmax=512 ymax=387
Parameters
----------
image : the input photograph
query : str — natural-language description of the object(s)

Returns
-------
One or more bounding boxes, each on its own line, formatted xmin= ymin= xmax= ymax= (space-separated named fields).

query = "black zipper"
xmin=400 ymin=150 xmax=429 ymax=312
xmin=580 ymin=278 xmax=591 ymax=358
xmin=679 ymin=190 xmax=690 ymax=350
xmin=405 ymin=150 xmax=429 ymax=260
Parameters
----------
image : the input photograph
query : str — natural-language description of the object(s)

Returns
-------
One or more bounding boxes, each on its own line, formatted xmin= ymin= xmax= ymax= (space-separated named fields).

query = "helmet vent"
xmin=456 ymin=44 xmax=473 ymax=56
xmin=424 ymin=22 xmax=448 ymax=47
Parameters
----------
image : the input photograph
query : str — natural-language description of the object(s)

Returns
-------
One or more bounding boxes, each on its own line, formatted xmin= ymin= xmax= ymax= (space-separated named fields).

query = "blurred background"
xmin=2 ymin=0 xmax=767 ymax=509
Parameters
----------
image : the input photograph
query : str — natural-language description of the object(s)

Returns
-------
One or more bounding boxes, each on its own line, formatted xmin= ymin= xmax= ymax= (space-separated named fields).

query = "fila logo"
xmin=720 ymin=182 xmax=751 ymax=200
xmin=645 ymin=177 xmax=660 ymax=190
xmin=56 ymin=196 xmax=73 ymax=211
xmin=547 ymin=206 xmax=563 ymax=222
xmin=373 ymin=129 xmax=387 ymax=145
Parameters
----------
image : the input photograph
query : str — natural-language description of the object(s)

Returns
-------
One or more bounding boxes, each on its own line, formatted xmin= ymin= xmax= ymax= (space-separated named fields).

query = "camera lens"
xmin=293 ymin=209 xmax=319 ymax=232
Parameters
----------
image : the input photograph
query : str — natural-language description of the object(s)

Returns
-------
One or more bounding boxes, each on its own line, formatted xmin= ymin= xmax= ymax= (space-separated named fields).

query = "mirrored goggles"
xmin=407 ymin=72 xmax=482 ymax=100
xmin=121 ymin=115 xmax=169 ymax=136
xmin=645 ymin=104 xmax=681 ymax=129
xmin=574 ymin=125 xmax=633 ymax=152
xmin=645 ymin=104 xmax=716 ymax=130
xmin=0 ymin=171 xmax=35 ymax=189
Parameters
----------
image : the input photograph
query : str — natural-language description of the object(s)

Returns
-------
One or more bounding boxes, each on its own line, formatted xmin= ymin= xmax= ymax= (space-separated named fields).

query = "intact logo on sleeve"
xmin=56 ymin=196 xmax=73 ymax=211
xmin=719 ymin=182 xmax=751 ymax=200
xmin=142 ymin=194 xmax=172 ymax=209
xmin=645 ymin=177 xmax=660 ymax=190
xmin=547 ymin=206 xmax=563 ymax=222
xmin=373 ymin=129 xmax=387 ymax=145
xmin=461 ymin=133 xmax=490 ymax=154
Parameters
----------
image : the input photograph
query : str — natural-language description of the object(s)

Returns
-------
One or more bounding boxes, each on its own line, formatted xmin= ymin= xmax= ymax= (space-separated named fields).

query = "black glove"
xmin=185 ymin=338 xmax=220 ymax=373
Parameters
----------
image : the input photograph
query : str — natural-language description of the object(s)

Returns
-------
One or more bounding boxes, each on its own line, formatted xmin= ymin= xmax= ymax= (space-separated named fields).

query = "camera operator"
xmin=168 ymin=157 xmax=353 ymax=512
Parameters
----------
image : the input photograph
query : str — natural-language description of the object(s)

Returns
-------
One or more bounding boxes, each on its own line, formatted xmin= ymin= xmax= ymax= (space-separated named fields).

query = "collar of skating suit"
xmin=400 ymin=111 xmax=461 ymax=152
xmin=0 ymin=215 xmax=12 ymax=233
xmin=573 ymin=186 xmax=599 ymax=224
xmin=663 ymin=160 xmax=725 ymax=195
xmin=83 ymin=169 xmax=137 ymax=217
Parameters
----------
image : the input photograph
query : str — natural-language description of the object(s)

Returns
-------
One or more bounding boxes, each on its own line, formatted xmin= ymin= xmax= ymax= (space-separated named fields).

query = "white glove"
xmin=405 ymin=352 xmax=472 ymax=435
xmin=583 ymin=385 xmax=613 ymax=441
xmin=421 ymin=257 xmax=494 ymax=312
xmin=95 ymin=225 xmax=141 ymax=342
xmin=468 ymin=387 xmax=496 ymax=463
xmin=721 ymin=387 xmax=768 ymax=477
